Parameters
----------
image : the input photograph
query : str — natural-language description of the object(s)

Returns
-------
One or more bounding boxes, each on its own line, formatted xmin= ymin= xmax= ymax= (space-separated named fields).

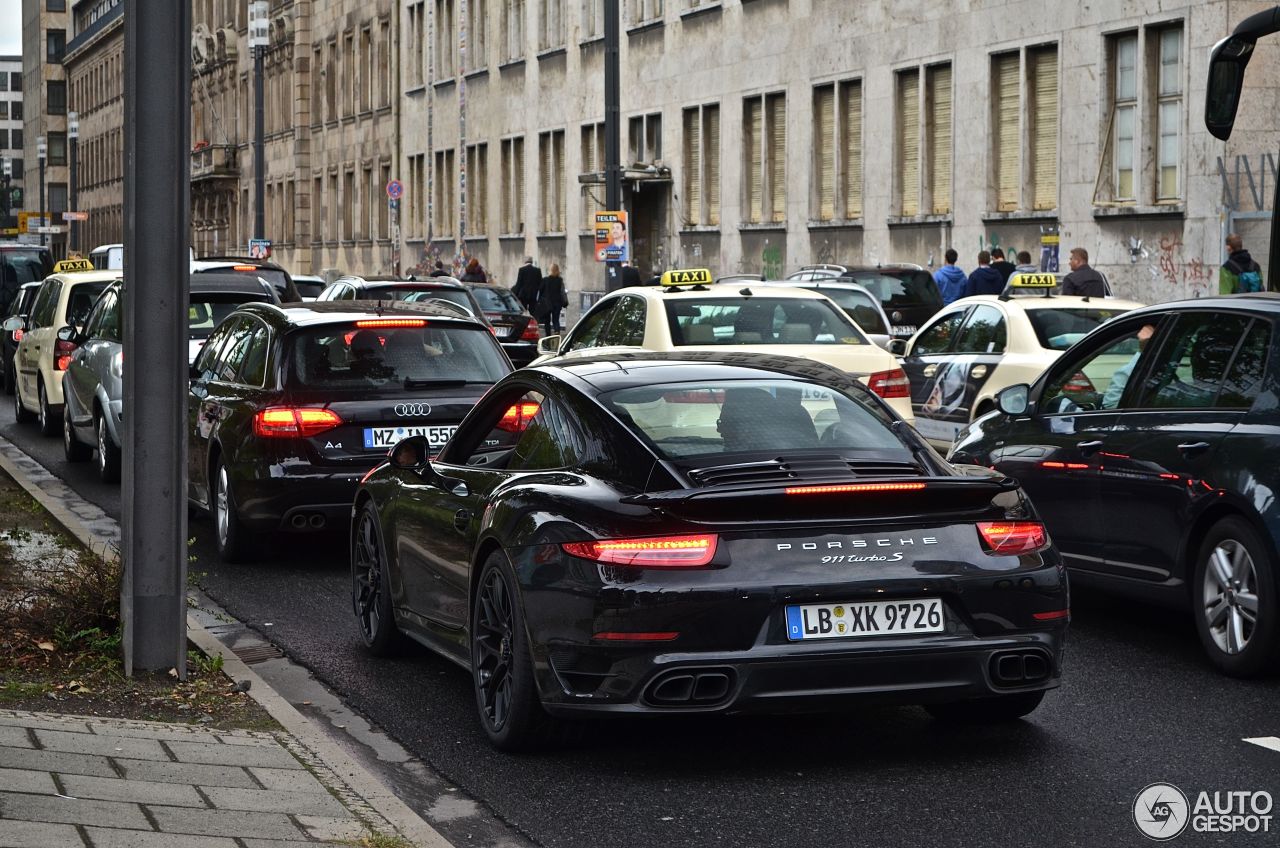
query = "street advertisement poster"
xmin=594 ymin=210 xmax=629 ymax=262
xmin=249 ymin=238 xmax=272 ymax=260
xmin=1039 ymin=225 xmax=1060 ymax=273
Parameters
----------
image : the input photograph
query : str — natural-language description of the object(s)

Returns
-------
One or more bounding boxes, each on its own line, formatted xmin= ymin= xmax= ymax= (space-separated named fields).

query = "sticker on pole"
xmin=594 ymin=210 xmax=629 ymax=262
xmin=248 ymin=239 xmax=272 ymax=260
xmin=386 ymin=179 xmax=404 ymax=201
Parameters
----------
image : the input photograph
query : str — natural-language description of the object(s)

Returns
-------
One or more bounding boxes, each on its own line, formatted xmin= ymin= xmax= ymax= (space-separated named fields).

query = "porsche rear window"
xmin=286 ymin=324 xmax=508 ymax=391
xmin=1026 ymin=307 xmax=1131 ymax=351
xmin=603 ymin=380 xmax=904 ymax=460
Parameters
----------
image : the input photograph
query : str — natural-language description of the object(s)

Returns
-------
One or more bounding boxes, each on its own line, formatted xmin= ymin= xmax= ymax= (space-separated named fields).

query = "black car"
xmin=458 ymin=282 xmax=540 ymax=366
xmin=194 ymin=257 xmax=303 ymax=303
xmin=2 ymin=282 xmax=42 ymax=395
xmin=949 ymin=294 xmax=1280 ymax=676
xmin=1 ymin=243 xmax=54 ymax=314
xmin=351 ymin=351 xmax=1068 ymax=750
xmin=187 ymin=300 xmax=512 ymax=562
xmin=319 ymin=275 xmax=488 ymax=319
xmin=788 ymin=264 xmax=944 ymax=337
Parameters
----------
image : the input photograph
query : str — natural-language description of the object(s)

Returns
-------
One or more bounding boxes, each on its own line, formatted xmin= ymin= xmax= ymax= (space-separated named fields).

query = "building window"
xmin=434 ymin=148 xmax=456 ymax=237
xmin=466 ymin=0 xmax=487 ymax=72
xmin=10 ymin=102 xmax=21 ymax=121
xmin=627 ymin=112 xmax=661 ymax=163
xmin=343 ymin=169 xmax=355 ymax=239
xmin=682 ymin=103 xmax=720 ymax=227
xmin=1113 ymin=33 xmax=1137 ymax=201
xmin=582 ymin=0 xmax=602 ymax=41
xmin=502 ymin=0 xmax=525 ymax=62
xmin=896 ymin=63 xmax=951 ymax=216
xmin=896 ymin=69 xmax=919 ymax=216
xmin=0 ymin=130 xmax=7 ymax=148
xmin=48 ymin=132 xmax=68 ymax=166
xmin=811 ymin=80 xmax=861 ymax=221
xmin=343 ymin=32 xmax=356 ymax=115
xmin=1028 ymin=46 xmax=1059 ymax=211
xmin=743 ymin=92 xmax=785 ymax=224
xmin=49 ymin=183 xmax=68 ymax=214
xmin=407 ymin=3 xmax=425 ymax=87
xmin=501 ymin=136 xmax=525 ymax=234
xmin=539 ymin=129 xmax=565 ymax=233
xmin=359 ymin=27 xmax=372 ymax=112
xmin=926 ymin=64 xmax=952 ymax=214
xmin=539 ymin=0 xmax=564 ymax=51
xmin=437 ymin=0 xmax=456 ymax=77
xmin=312 ymin=175 xmax=323 ymax=244
xmin=47 ymin=29 xmax=67 ymax=64
xmin=0 ymin=103 xmax=7 ymax=121
xmin=10 ymin=72 xmax=21 ymax=92
xmin=1156 ymin=27 xmax=1182 ymax=200
xmin=466 ymin=143 xmax=488 ymax=235
xmin=328 ymin=172 xmax=338 ymax=241
xmin=632 ymin=0 xmax=662 ymax=25
xmin=310 ymin=47 xmax=323 ymax=125
xmin=363 ymin=166 xmax=374 ymax=239
xmin=409 ymin=153 xmax=426 ymax=237
xmin=581 ymin=122 xmax=604 ymax=226
xmin=47 ymin=0 xmax=67 ymax=12
xmin=991 ymin=52 xmax=1019 ymax=212
xmin=0 ymin=72 xmax=6 ymax=91
xmin=378 ymin=164 xmax=390 ymax=238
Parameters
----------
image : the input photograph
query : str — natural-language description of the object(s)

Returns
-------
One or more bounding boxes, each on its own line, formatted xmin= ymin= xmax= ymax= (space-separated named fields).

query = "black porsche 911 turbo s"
xmin=351 ymin=351 xmax=1069 ymax=750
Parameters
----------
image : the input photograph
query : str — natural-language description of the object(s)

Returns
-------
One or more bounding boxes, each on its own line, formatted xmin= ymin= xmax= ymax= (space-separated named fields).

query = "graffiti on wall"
xmin=1150 ymin=233 xmax=1213 ymax=290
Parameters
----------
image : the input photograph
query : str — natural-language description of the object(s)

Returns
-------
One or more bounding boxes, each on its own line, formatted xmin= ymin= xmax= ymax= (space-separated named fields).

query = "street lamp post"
xmin=603 ymin=0 xmax=622 ymax=292
xmin=37 ymin=136 xmax=47 ymax=247
xmin=68 ymin=112 xmax=79 ymax=253
xmin=1 ymin=158 xmax=11 ymax=233
xmin=249 ymin=0 xmax=268 ymax=245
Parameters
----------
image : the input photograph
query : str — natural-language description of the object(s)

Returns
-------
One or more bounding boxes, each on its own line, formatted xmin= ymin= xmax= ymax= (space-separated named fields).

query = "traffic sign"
xmin=62 ymin=211 xmax=89 ymax=221
xmin=386 ymin=179 xmax=404 ymax=200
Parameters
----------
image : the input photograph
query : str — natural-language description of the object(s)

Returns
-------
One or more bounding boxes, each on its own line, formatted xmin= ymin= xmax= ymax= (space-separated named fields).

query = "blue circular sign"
xmin=386 ymin=179 xmax=404 ymax=200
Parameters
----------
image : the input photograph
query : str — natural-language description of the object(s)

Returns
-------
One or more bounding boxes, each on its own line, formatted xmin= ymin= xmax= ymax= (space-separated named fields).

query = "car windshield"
xmin=189 ymin=294 xmax=272 ymax=339
xmin=469 ymin=286 xmax=521 ymax=313
xmin=1026 ymin=307 xmax=1132 ymax=351
xmin=285 ymin=323 xmax=508 ymax=392
xmin=604 ymin=379 xmax=907 ymax=461
xmin=664 ymin=297 xmax=867 ymax=346
xmin=847 ymin=271 xmax=943 ymax=310
xmin=805 ymin=288 xmax=889 ymax=334
xmin=66 ymin=282 xmax=111 ymax=325
xmin=2 ymin=252 xmax=50 ymax=285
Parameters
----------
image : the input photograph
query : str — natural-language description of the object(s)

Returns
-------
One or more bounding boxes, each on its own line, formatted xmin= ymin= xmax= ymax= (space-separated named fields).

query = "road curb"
xmin=0 ymin=432 xmax=454 ymax=848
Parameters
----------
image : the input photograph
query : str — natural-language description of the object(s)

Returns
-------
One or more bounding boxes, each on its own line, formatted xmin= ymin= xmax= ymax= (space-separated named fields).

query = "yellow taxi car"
xmin=889 ymin=272 xmax=1144 ymax=447
xmin=4 ymin=259 xmax=122 ymax=435
xmin=532 ymin=269 xmax=914 ymax=422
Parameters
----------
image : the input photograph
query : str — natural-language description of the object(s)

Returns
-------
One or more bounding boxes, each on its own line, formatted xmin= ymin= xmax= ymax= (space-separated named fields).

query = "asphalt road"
xmin=4 ymin=396 xmax=1280 ymax=848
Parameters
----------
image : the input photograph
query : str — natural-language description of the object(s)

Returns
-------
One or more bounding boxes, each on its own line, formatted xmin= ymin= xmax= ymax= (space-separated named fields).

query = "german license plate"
xmin=362 ymin=425 xmax=456 ymax=450
xmin=785 ymin=598 xmax=943 ymax=641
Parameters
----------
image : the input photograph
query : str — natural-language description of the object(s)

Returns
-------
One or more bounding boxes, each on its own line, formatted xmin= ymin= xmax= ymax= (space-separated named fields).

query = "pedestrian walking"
xmin=1061 ymin=247 xmax=1107 ymax=298
xmin=512 ymin=256 xmax=542 ymax=312
xmin=535 ymin=263 xmax=568 ymax=334
xmin=934 ymin=249 xmax=968 ymax=305
xmin=460 ymin=258 xmax=487 ymax=283
xmin=1014 ymin=250 xmax=1038 ymax=274
xmin=1220 ymin=233 xmax=1267 ymax=294
xmin=989 ymin=248 xmax=1017 ymax=285
xmin=621 ymin=260 xmax=643 ymax=288
xmin=428 ymin=260 xmax=451 ymax=277
xmin=963 ymin=250 xmax=1004 ymax=298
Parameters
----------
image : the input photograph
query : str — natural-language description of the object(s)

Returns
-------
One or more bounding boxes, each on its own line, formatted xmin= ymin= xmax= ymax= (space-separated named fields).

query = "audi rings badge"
xmin=394 ymin=403 xmax=432 ymax=417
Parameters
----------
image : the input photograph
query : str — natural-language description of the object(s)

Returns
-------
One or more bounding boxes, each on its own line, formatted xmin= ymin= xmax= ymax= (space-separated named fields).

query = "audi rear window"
xmin=1026 ymin=307 xmax=1131 ymax=351
xmin=603 ymin=379 xmax=905 ymax=461
xmin=285 ymin=323 xmax=509 ymax=392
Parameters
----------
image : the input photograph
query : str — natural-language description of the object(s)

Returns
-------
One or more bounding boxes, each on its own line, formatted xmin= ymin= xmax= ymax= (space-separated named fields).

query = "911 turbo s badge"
xmin=776 ymin=536 xmax=940 ymax=552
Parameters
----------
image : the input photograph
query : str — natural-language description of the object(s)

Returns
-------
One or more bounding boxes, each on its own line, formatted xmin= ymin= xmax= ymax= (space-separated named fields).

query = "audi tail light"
xmin=520 ymin=317 xmax=541 ymax=341
xmin=866 ymin=368 xmax=911 ymax=399
xmin=561 ymin=534 xmax=718 ymax=568
xmin=497 ymin=401 xmax=540 ymax=432
xmin=253 ymin=407 xmax=343 ymax=438
xmin=976 ymin=522 xmax=1048 ymax=556
xmin=54 ymin=337 xmax=78 ymax=371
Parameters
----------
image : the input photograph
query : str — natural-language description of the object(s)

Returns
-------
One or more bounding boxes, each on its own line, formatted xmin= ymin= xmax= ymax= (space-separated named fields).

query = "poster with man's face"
xmin=594 ymin=211 xmax=629 ymax=262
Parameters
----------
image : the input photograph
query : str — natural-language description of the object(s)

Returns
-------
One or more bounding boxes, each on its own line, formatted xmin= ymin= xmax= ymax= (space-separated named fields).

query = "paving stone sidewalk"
xmin=0 ymin=709 xmax=403 ymax=847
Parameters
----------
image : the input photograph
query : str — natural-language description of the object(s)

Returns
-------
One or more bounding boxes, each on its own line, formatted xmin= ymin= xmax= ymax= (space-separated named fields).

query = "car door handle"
xmin=923 ymin=364 xmax=938 ymax=377
xmin=453 ymin=509 xmax=471 ymax=532
xmin=1177 ymin=441 xmax=1211 ymax=457
xmin=1077 ymin=440 xmax=1104 ymax=457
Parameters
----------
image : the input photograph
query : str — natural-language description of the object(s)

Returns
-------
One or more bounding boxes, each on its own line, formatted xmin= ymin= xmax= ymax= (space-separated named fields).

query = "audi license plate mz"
xmin=785 ymin=598 xmax=943 ymax=640
xmin=363 ymin=425 xmax=456 ymax=450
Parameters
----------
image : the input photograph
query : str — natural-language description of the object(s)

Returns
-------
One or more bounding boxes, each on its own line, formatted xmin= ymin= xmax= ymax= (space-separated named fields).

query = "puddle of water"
xmin=1 ymin=528 xmax=69 ymax=565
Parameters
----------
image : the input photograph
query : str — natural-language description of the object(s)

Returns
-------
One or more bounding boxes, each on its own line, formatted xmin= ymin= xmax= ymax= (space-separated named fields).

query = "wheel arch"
xmin=1180 ymin=500 xmax=1280 ymax=600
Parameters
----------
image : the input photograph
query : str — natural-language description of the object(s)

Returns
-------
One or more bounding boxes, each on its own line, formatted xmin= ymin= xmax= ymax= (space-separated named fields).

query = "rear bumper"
xmin=500 ymin=340 xmax=539 ymax=366
xmin=231 ymin=460 xmax=376 ymax=531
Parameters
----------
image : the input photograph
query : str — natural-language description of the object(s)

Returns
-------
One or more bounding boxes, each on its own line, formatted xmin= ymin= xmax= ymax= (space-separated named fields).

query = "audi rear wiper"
xmin=402 ymin=378 xmax=486 ymax=389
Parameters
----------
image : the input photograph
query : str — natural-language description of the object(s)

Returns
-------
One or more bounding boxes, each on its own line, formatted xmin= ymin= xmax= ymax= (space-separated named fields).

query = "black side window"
xmin=912 ymin=309 xmax=967 ymax=355
xmin=954 ymin=304 xmax=1007 ymax=354
xmin=508 ymin=396 xmax=587 ymax=471
xmin=1217 ymin=319 xmax=1271 ymax=409
xmin=194 ymin=320 xmax=237 ymax=381
xmin=564 ymin=300 xmax=620 ymax=351
xmin=1135 ymin=314 xmax=1252 ymax=410
xmin=30 ymin=280 xmax=61 ymax=327
xmin=81 ymin=289 xmax=111 ymax=338
xmin=101 ymin=289 xmax=123 ymax=341
xmin=216 ymin=320 xmax=257 ymax=383
xmin=602 ymin=296 xmax=646 ymax=346
xmin=238 ymin=325 xmax=271 ymax=387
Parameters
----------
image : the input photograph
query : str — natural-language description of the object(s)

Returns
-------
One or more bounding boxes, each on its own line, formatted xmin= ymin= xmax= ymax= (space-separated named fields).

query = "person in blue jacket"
xmin=964 ymin=250 xmax=1004 ymax=298
xmin=934 ymin=248 xmax=967 ymax=305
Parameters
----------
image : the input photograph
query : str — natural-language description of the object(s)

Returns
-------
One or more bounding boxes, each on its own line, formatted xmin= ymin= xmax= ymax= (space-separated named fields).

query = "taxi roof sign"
xmin=53 ymin=258 xmax=95 ymax=273
xmin=1008 ymin=272 xmax=1057 ymax=289
xmin=660 ymin=268 xmax=713 ymax=287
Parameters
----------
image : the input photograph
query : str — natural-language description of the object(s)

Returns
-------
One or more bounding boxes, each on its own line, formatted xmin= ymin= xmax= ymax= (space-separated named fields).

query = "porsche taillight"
xmin=976 ymin=522 xmax=1048 ymax=556
xmin=561 ymin=534 xmax=718 ymax=568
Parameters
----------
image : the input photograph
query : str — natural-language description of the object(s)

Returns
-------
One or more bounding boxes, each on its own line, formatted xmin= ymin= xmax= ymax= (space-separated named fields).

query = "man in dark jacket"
xmin=621 ymin=261 xmax=643 ymax=288
xmin=964 ymin=251 xmax=1004 ymax=297
xmin=512 ymin=256 xmax=541 ymax=311
xmin=990 ymin=248 xmax=1017 ymax=285
xmin=1061 ymin=247 xmax=1107 ymax=297
xmin=1220 ymin=233 xmax=1268 ymax=294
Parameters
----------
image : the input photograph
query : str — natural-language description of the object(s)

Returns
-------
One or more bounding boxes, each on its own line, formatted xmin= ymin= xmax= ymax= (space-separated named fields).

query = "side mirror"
xmin=996 ymin=384 xmax=1032 ymax=417
xmin=1206 ymin=35 xmax=1254 ymax=140
xmin=389 ymin=435 xmax=432 ymax=470
xmin=537 ymin=335 xmax=562 ymax=355
xmin=56 ymin=325 xmax=81 ymax=344
xmin=887 ymin=338 xmax=908 ymax=356
xmin=2 ymin=316 xmax=24 ymax=333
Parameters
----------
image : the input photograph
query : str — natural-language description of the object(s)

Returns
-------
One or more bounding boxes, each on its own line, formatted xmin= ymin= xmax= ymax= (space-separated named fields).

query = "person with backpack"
xmin=1220 ymin=233 xmax=1266 ymax=294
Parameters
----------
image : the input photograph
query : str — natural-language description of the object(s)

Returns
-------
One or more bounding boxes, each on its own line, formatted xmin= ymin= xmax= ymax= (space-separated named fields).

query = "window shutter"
xmin=769 ymin=93 xmax=786 ymax=223
xmin=928 ymin=64 xmax=952 ymax=214
xmin=843 ymin=81 xmax=862 ymax=219
xmin=540 ymin=135 xmax=550 ymax=232
xmin=705 ymin=104 xmax=720 ymax=226
xmin=515 ymin=137 xmax=524 ymax=233
xmin=746 ymin=97 xmax=762 ymax=223
xmin=1030 ymin=47 xmax=1058 ymax=210
xmin=555 ymin=132 xmax=565 ymax=231
xmin=815 ymin=85 xmax=835 ymax=220
xmin=994 ymin=52 xmax=1019 ymax=211
xmin=898 ymin=70 xmax=919 ymax=216
xmin=684 ymin=108 xmax=701 ymax=225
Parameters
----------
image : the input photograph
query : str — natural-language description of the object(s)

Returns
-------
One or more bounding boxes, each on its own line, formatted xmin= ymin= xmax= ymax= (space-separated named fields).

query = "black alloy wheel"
xmin=96 ymin=413 xmax=121 ymax=483
xmin=63 ymin=403 xmax=91 ymax=462
xmin=351 ymin=501 xmax=404 ymax=655
xmin=13 ymin=377 xmax=34 ymax=423
xmin=37 ymin=380 xmax=59 ymax=437
xmin=471 ymin=551 xmax=559 ymax=751
xmin=924 ymin=690 xmax=1046 ymax=723
xmin=1193 ymin=516 xmax=1279 ymax=677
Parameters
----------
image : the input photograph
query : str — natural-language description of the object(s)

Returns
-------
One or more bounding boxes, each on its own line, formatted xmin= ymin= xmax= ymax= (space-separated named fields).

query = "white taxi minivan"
xmin=4 ymin=259 xmax=122 ymax=435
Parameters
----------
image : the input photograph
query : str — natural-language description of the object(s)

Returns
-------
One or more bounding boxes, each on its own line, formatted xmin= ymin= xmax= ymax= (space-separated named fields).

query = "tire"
xmin=1192 ymin=516 xmax=1279 ymax=677
xmin=211 ymin=458 xmax=256 ymax=563
xmin=13 ymin=375 xmax=35 ymax=423
xmin=351 ymin=500 xmax=405 ymax=656
xmin=63 ymin=403 xmax=92 ymax=462
xmin=37 ymin=380 xmax=59 ymax=437
xmin=95 ymin=412 xmax=121 ymax=484
xmin=924 ymin=690 xmax=1046 ymax=723
xmin=1 ymin=356 xmax=11 ymax=395
xmin=471 ymin=551 xmax=562 ymax=751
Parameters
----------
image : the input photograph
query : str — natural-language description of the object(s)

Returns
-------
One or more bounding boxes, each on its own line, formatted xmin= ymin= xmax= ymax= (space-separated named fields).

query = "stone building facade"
xmin=21 ymin=0 xmax=72 ymax=259
xmin=1 ymin=55 xmax=24 ymax=234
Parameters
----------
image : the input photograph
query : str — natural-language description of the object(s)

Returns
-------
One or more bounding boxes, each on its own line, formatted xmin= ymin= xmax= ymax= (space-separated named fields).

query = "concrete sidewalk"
xmin=0 ymin=709 xmax=400 ymax=846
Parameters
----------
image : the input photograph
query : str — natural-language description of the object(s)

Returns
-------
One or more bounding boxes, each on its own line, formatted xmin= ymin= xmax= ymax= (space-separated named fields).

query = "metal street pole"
xmin=68 ymin=112 xmax=79 ymax=253
xmin=37 ymin=136 xmax=46 ymax=247
xmin=250 ymin=1 xmax=268 ymax=243
xmin=603 ymin=0 xmax=622 ymax=292
xmin=122 ymin=0 xmax=191 ymax=676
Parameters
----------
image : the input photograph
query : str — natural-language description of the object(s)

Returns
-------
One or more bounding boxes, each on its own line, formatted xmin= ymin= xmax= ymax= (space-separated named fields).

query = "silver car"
xmin=771 ymin=279 xmax=895 ymax=349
